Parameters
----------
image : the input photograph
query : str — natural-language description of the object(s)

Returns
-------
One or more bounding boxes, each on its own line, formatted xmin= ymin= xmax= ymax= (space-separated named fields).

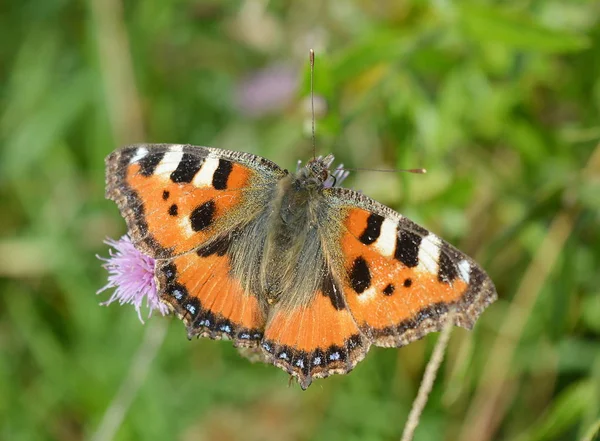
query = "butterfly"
xmin=105 ymin=143 xmax=497 ymax=389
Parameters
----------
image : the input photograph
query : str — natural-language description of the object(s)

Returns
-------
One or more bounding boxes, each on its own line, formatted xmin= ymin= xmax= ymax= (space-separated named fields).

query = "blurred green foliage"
xmin=1 ymin=1 xmax=599 ymax=441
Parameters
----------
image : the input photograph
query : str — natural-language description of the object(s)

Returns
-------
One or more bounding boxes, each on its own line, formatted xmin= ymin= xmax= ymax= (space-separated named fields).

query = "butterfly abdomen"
xmin=257 ymin=173 xmax=327 ymax=309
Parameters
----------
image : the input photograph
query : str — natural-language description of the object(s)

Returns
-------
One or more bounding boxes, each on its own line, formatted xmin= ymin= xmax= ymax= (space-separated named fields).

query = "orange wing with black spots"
xmin=106 ymin=144 xmax=285 ymax=346
xmin=105 ymin=144 xmax=496 ymax=389
xmin=156 ymin=231 xmax=266 ymax=347
xmin=261 ymin=286 xmax=369 ymax=389
xmin=105 ymin=144 xmax=285 ymax=259
xmin=323 ymin=187 xmax=497 ymax=348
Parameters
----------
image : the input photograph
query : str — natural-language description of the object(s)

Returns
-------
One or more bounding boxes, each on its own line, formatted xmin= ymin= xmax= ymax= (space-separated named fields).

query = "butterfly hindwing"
xmin=156 ymin=231 xmax=266 ymax=347
xmin=105 ymin=144 xmax=285 ymax=259
xmin=323 ymin=187 xmax=497 ymax=348
xmin=260 ymin=269 xmax=370 ymax=389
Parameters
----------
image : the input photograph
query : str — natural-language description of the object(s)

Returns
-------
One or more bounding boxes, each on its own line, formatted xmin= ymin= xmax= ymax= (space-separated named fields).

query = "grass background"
xmin=1 ymin=1 xmax=599 ymax=440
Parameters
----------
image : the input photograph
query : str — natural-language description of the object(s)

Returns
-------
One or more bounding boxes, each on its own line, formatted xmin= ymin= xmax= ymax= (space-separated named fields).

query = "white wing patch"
xmin=458 ymin=259 xmax=471 ymax=283
xmin=178 ymin=216 xmax=196 ymax=239
xmin=130 ymin=146 xmax=148 ymax=164
xmin=193 ymin=155 xmax=220 ymax=187
xmin=357 ymin=286 xmax=377 ymax=303
xmin=154 ymin=144 xmax=184 ymax=176
xmin=373 ymin=218 xmax=398 ymax=257
xmin=417 ymin=233 xmax=442 ymax=274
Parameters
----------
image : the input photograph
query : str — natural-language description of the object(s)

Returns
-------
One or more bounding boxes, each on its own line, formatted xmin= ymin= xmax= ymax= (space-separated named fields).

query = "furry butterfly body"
xmin=105 ymin=143 xmax=496 ymax=389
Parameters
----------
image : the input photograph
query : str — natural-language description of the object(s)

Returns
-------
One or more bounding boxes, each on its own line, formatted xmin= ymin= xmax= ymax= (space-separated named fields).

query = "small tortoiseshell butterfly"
xmin=105 ymin=144 xmax=497 ymax=389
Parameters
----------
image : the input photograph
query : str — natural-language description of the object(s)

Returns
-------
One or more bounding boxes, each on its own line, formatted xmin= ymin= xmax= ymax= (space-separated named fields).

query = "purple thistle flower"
xmin=97 ymin=235 xmax=168 ymax=322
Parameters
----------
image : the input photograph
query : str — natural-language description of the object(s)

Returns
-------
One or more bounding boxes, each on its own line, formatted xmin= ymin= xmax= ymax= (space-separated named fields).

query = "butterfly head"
xmin=295 ymin=154 xmax=349 ymax=189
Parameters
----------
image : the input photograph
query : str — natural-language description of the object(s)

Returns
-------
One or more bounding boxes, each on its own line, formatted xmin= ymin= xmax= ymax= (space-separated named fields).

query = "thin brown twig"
xmin=401 ymin=308 xmax=457 ymax=441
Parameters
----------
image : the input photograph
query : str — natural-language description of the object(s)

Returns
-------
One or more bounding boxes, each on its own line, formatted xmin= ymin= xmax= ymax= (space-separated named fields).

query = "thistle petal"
xmin=97 ymin=235 xmax=168 ymax=322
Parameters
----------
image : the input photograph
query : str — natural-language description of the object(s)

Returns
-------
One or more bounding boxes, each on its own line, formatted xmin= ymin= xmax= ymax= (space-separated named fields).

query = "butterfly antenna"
xmin=341 ymin=167 xmax=427 ymax=174
xmin=309 ymin=49 xmax=316 ymax=159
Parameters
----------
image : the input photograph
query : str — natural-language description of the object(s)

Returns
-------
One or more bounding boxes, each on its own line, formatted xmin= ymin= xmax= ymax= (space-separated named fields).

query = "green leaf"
xmin=459 ymin=4 xmax=589 ymax=53
xmin=514 ymin=381 xmax=595 ymax=441
xmin=581 ymin=419 xmax=600 ymax=441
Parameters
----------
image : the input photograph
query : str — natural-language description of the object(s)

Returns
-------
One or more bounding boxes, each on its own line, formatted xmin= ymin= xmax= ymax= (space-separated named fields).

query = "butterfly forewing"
xmin=321 ymin=187 xmax=497 ymax=348
xmin=105 ymin=144 xmax=285 ymax=259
